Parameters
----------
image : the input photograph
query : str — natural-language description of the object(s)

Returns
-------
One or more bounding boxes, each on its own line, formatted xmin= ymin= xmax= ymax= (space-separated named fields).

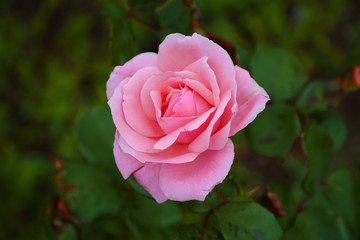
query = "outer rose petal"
xmin=122 ymin=66 xmax=164 ymax=137
xmin=229 ymin=66 xmax=270 ymax=136
xmin=113 ymin=131 xmax=144 ymax=179
xmin=118 ymin=135 xmax=199 ymax=164
xmin=233 ymin=66 xmax=261 ymax=104
xmin=106 ymin=52 xmax=158 ymax=99
xmin=133 ymin=163 xmax=168 ymax=203
xmin=109 ymin=79 xmax=158 ymax=153
xmin=159 ymin=140 xmax=234 ymax=201
xmin=158 ymin=33 xmax=236 ymax=94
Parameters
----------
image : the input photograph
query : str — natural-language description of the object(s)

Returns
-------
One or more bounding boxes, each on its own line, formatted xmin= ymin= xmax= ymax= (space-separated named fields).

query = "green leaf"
xmin=75 ymin=108 xmax=115 ymax=165
xmin=324 ymin=170 xmax=359 ymax=235
xmin=131 ymin=196 xmax=181 ymax=227
xmin=217 ymin=178 xmax=239 ymax=198
xmin=111 ymin=18 xmax=137 ymax=66
xmin=124 ymin=196 xmax=181 ymax=239
xmin=251 ymin=44 xmax=307 ymax=100
xmin=283 ymin=209 xmax=350 ymax=240
xmin=156 ymin=0 xmax=190 ymax=34
xmin=65 ymin=186 xmax=121 ymax=223
xmin=283 ymin=185 xmax=354 ymax=240
xmin=301 ymin=122 xmax=333 ymax=194
xmin=175 ymin=224 xmax=203 ymax=240
xmin=102 ymin=1 xmax=126 ymax=20
xmin=131 ymin=1 xmax=162 ymax=21
xmin=216 ymin=199 xmax=283 ymax=240
xmin=247 ymin=102 xmax=301 ymax=158
xmin=267 ymin=156 xmax=309 ymax=230
xmin=61 ymin=161 xmax=118 ymax=186
xmin=60 ymin=224 xmax=77 ymax=240
xmin=296 ymin=81 xmax=331 ymax=115
xmin=319 ymin=110 xmax=347 ymax=151
xmin=62 ymin=161 xmax=122 ymax=222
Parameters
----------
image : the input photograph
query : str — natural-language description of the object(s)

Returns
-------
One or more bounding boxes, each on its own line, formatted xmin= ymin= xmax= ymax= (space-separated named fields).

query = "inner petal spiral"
xmin=161 ymin=84 xmax=211 ymax=118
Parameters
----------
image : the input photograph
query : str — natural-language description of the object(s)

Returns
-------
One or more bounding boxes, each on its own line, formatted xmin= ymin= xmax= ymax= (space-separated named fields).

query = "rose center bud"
xmin=161 ymin=82 xmax=211 ymax=118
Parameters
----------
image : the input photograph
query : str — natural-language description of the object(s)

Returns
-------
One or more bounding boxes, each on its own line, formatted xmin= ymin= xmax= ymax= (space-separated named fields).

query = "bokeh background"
xmin=1 ymin=0 xmax=359 ymax=239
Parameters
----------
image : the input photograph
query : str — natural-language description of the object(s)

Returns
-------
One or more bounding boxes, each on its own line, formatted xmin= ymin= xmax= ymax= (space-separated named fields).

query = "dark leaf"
xmin=60 ymin=224 xmax=77 ymax=240
xmin=296 ymin=81 xmax=332 ymax=115
xmin=283 ymin=198 xmax=351 ymax=240
xmin=131 ymin=196 xmax=181 ymax=227
xmin=301 ymin=122 xmax=333 ymax=194
xmin=75 ymin=108 xmax=115 ymax=165
xmin=65 ymin=186 xmax=121 ymax=223
xmin=216 ymin=198 xmax=283 ymax=240
xmin=319 ymin=110 xmax=347 ymax=151
xmin=61 ymin=161 xmax=122 ymax=222
xmin=324 ymin=169 xmax=359 ymax=236
xmin=247 ymin=102 xmax=301 ymax=158
xmin=175 ymin=224 xmax=203 ymax=240
xmin=251 ymin=44 xmax=307 ymax=100
xmin=102 ymin=1 xmax=126 ymax=20
xmin=156 ymin=0 xmax=191 ymax=34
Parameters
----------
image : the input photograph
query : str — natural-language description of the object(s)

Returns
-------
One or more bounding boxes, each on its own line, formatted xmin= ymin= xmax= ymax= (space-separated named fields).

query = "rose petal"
xmin=108 ymin=79 xmax=158 ymax=153
xmin=113 ymin=131 xmax=144 ymax=179
xmin=208 ymin=114 xmax=232 ymax=150
xmin=150 ymin=89 xmax=212 ymax=144
xmin=158 ymin=33 xmax=235 ymax=96
xmin=163 ymin=89 xmax=182 ymax=117
xmin=193 ymin=91 xmax=212 ymax=115
xmin=154 ymin=107 xmax=216 ymax=150
xmin=118 ymin=135 xmax=199 ymax=164
xmin=184 ymin=56 xmax=220 ymax=105
xmin=157 ymin=115 xmax=197 ymax=134
xmin=122 ymin=66 xmax=164 ymax=137
xmin=159 ymin=140 xmax=234 ymax=201
xmin=152 ymin=87 xmax=215 ymax=149
xmin=230 ymin=94 xmax=269 ymax=136
xmin=106 ymin=52 xmax=158 ymax=99
xmin=168 ymin=87 xmax=212 ymax=118
xmin=233 ymin=66 xmax=260 ymax=104
xmin=133 ymin=163 xmax=168 ymax=203
xmin=172 ymin=87 xmax=196 ymax=117
xmin=141 ymin=71 xmax=197 ymax=120
xmin=188 ymin=90 xmax=232 ymax=153
xmin=229 ymin=66 xmax=270 ymax=136
xmin=183 ymin=78 xmax=214 ymax=106
xmin=208 ymin=98 xmax=237 ymax=150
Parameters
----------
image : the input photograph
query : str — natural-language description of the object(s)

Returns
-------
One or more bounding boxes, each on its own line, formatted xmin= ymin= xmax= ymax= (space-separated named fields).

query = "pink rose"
xmin=107 ymin=33 xmax=269 ymax=203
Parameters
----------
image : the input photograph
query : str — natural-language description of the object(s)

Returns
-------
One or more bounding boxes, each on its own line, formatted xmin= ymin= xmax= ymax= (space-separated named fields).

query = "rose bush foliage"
xmin=106 ymin=33 xmax=269 ymax=202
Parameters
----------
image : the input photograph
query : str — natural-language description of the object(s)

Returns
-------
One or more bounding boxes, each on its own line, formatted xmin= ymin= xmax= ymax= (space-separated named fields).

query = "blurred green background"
xmin=0 ymin=0 xmax=359 ymax=239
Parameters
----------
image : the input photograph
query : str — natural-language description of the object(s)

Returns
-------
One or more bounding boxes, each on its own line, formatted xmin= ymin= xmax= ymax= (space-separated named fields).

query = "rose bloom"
xmin=107 ymin=33 xmax=269 ymax=203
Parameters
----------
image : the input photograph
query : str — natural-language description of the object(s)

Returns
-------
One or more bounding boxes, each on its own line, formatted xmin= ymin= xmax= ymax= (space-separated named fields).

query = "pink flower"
xmin=107 ymin=33 xmax=269 ymax=202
